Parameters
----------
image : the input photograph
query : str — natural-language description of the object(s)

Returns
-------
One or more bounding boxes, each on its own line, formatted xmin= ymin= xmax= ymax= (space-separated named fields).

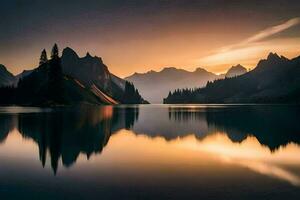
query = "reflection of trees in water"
xmin=113 ymin=106 xmax=139 ymax=130
xmin=0 ymin=114 xmax=16 ymax=143
xmin=169 ymin=106 xmax=300 ymax=151
xmin=0 ymin=106 xmax=139 ymax=174
xmin=125 ymin=107 xmax=139 ymax=129
xmin=1 ymin=105 xmax=300 ymax=173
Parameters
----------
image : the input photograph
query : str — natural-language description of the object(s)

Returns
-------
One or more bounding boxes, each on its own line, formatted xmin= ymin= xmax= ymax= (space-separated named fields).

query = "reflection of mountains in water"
xmin=167 ymin=105 xmax=300 ymax=151
xmin=0 ymin=105 xmax=300 ymax=173
xmin=131 ymin=105 xmax=300 ymax=151
xmin=0 ymin=106 xmax=139 ymax=174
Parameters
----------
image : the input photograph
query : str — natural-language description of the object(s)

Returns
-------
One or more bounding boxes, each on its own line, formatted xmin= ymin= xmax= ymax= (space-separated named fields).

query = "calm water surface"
xmin=0 ymin=104 xmax=300 ymax=199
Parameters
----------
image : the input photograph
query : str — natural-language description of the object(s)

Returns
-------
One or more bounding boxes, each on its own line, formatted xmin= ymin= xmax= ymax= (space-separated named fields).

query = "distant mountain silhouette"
xmin=126 ymin=67 xmax=219 ymax=103
xmin=0 ymin=45 xmax=147 ymax=106
xmin=225 ymin=64 xmax=247 ymax=78
xmin=126 ymin=65 xmax=247 ymax=103
xmin=164 ymin=53 xmax=300 ymax=104
xmin=0 ymin=64 xmax=15 ymax=86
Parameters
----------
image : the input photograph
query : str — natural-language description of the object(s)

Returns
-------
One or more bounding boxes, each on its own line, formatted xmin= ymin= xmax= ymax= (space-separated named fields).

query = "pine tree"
xmin=39 ymin=49 xmax=48 ymax=65
xmin=122 ymin=81 xmax=144 ymax=104
xmin=51 ymin=43 xmax=59 ymax=59
xmin=48 ymin=43 xmax=64 ymax=103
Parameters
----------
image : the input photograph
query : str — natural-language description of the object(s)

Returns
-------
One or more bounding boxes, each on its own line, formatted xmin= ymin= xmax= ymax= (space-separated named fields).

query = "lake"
xmin=0 ymin=104 xmax=300 ymax=199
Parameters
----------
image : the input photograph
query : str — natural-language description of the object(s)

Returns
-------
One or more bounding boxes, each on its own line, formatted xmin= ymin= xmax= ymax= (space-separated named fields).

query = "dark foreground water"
xmin=0 ymin=104 xmax=300 ymax=200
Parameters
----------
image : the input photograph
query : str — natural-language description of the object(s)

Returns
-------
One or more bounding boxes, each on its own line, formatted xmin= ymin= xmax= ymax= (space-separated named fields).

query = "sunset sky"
xmin=1 ymin=0 xmax=300 ymax=77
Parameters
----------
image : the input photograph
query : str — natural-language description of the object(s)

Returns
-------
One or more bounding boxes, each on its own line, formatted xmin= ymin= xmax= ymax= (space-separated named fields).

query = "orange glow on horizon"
xmin=2 ymin=17 xmax=300 ymax=77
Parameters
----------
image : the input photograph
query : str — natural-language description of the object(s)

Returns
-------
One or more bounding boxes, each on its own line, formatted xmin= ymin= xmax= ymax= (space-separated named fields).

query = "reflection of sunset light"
xmin=0 ymin=129 xmax=40 ymax=159
xmin=100 ymin=106 xmax=113 ymax=119
xmin=179 ymin=133 xmax=300 ymax=164
xmin=78 ymin=105 xmax=114 ymax=127
xmin=96 ymin=130 xmax=300 ymax=186
xmin=2 ymin=128 xmax=300 ymax=187
xmin=176 ymin=133 xmax=300 ymax=186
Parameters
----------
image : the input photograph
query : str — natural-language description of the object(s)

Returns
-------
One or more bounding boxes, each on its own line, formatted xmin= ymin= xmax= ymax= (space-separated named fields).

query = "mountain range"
xmin=1 ymin=49 xmax=299 ymax=105
xmin=164 ymin=53 xmax=300 ymax=104
xmin=126 ymin=65 xmax=247 ymax=103
xmin=0 ymin=45 xmax=147 ymax=106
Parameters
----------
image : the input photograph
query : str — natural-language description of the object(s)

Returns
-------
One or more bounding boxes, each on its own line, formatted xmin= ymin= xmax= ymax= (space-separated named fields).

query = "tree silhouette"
xmin=122 ymin=81 xmax=145 ymax=104
xmin=48 ymin=44 xmax=64 ymax=104
xmin=39 ymin=49 xmax=48 ymax=65
xmin=51 ymin=43 xmax=59 ymax=59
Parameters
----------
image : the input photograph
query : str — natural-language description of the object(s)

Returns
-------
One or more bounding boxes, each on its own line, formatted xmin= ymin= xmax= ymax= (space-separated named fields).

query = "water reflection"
xmin=175 ymin=134 xmax=300 ymax=187
xmin=0 ymin=105 xmax=139 ymax=173
xmin=0 ymin=105 xmax=300 ymax=175
xmin=168 ymin=105 xmax=300 ymax=150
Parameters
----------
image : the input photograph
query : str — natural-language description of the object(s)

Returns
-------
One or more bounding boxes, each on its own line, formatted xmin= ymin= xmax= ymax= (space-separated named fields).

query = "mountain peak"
xmin=267 ymin=52 xmax=281 ymax=61
xmin=86 ymin=52 xmax=92 ymax=57
xmin=0 ymin=64 xmax=15 ymax=86
xmin=225 ymin=64 xmax=247 ymax=78
xmin=62 ymin=47 xmax=79 ymax=58
xmin=254 ymin=52 xmax=289 ymax=72
xmin=230 ymin=64 xmax=246 ymax=71
xmin=0 ymin=64 xmax=7 ymax=70
xmin=194 ymin=67 xmax=208 ymax=73
xmin=234 ymin=64 xmax=244 ymax=68
xmin=0 ymin=64 xmax=12 ymax=75
xmin=161 ymin=67 xmax=177 ymax=72
xmin=82 ymin=52 xmax=103 ymax=63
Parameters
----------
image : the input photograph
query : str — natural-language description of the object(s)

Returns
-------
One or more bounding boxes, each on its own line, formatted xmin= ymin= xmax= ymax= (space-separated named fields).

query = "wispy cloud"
xmin=198 ymin=17 xmax=300 ymax=72
xmin=220 ymin=17 xmax=300 ymax=52
xmin=245 ymin=18 xmax=300 ymax=43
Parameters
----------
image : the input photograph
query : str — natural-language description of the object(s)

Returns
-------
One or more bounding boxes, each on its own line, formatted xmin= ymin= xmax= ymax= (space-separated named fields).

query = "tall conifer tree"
xmin=39 ymin=49 xmax=48 ymax=65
